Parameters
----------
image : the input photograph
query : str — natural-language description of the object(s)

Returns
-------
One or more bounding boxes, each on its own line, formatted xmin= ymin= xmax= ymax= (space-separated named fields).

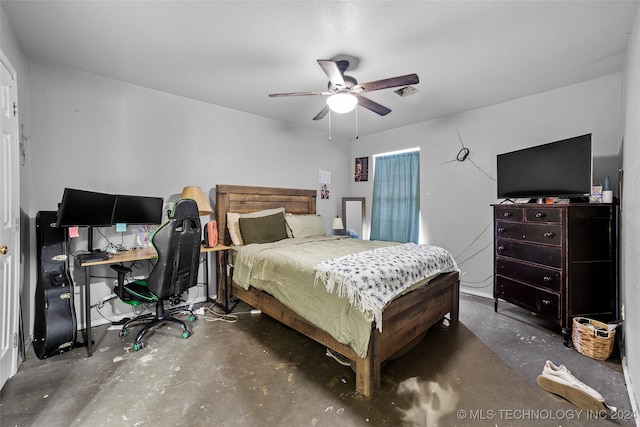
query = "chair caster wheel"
xmin=119 ymin=329 xmax=128 ymax=338
xmin=182 ymin=331 xmax=190 ymax=339
xmin=133 ymin=342 xmax=144 ymax=351
xmin=189 ymin=315 xmax=196 ymax=322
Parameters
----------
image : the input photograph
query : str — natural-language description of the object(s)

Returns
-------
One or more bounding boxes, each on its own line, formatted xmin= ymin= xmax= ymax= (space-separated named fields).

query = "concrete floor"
xmin=0 ymin=293 xmax=634 ymax=427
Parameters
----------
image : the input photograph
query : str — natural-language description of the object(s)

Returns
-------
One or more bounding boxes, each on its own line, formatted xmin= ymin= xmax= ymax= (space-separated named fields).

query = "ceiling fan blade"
xmin=359 ymin=73 xmax=419 ymax=92
xmin=317 ymin=60 xmax=346 ymax=88
xmin=357 ymin=95 xmax=392 ymax=116
xmin=312 ymin=104 xmax=330 ymax=121
xmin=269 ymin=91 xmax=331 ymax=97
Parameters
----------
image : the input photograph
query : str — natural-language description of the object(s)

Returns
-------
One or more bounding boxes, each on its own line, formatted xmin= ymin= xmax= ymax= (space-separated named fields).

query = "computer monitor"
xmin=55 ymin=188 xmax=116 ymax=228
xmin=112 ymin=194 xmax=164 ymax=225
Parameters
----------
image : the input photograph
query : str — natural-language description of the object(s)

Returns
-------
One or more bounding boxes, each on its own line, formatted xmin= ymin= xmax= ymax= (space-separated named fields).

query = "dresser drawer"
xmin=495 ymin=276 xmax=560 ymax=321
xmin=496 ymin=258 xmax=561 ymax=292
xmin=496 ymin=239 xmax=562 ymax=268
xmin=494 ymin=207 xmax=523 ymax=222
xmin=496 ymin=221 xmax=561 ymax=245
xmin=525 ymin=207 xmax=562 ymax=223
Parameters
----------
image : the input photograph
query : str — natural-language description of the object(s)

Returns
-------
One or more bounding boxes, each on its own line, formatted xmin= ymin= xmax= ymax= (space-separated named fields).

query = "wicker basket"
xmin=572 ymin=317 xmax=617 ymax=361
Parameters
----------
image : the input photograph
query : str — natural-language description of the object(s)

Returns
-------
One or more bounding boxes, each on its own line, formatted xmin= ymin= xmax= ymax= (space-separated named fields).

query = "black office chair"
xmin=110 ymin=198 xmax=202 ymax=351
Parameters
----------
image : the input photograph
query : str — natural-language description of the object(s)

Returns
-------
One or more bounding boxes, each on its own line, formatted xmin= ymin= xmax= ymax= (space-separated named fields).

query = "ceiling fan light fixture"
xmin=327 ymin=92 xmax=358 ymax=114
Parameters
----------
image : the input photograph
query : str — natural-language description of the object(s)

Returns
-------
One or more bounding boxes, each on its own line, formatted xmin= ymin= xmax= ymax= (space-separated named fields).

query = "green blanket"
xmin=233 ymin=236 xmax=423 ymax=358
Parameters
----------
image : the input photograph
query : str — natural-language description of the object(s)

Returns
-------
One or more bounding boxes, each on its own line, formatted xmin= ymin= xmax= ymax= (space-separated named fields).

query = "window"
xmin=370 ymin=150 xmax=420 ymax=243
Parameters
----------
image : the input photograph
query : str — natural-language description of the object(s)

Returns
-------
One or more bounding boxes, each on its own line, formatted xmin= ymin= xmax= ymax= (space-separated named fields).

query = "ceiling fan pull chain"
xmin=328 ymin=109 xmax=332 ymax=141
xmin=355 ymin=106 xmax=359 ymax=140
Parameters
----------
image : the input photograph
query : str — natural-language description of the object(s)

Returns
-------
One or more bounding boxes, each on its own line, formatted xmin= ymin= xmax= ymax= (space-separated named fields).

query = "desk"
xmin=77 ymin=244 xmax=229 ymax=356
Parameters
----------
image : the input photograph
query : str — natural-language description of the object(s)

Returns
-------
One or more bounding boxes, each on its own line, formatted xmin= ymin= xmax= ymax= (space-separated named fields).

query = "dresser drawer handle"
xmin=543 ymin=276 xmax=553 ymax=282
xmin=503 ymin=212 xmax=512 ymax=217
xmin=535 ymin=212 xmax=546 ymax=218
xmin=543 ymin=232 xmax=555 ymax=238
xmin=498 ymin=245 xmax=505 ymax=251
xmin=542 ymin=299 xmax=551 ymax=305
xmin=498 ymin=227 xmax=506 ymax=233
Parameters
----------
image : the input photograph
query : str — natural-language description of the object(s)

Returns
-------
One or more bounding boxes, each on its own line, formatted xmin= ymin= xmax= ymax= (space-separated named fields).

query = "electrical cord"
xmin=200 ymin=304 xmax=239 ymax=323
xmin=460 ymin=274 xmax=493 ymax=289
xmin=456 ymin=242 xmax=493 ymax=267
xmin=197 ymin=303 xmax=262 ymax=323
xmin=326 ymin=348 xmax=351 ymax=366
xmin=67 ymin=227 xmax=115 ymax=260
xmin=452 ymin=218 xmax=494 ymax=290
xmin=441 ymin=130 xmax=497 ymax=182
xmin=436 ymin=130 xmax=497 ymax=291
xmin=454 ymin=219 xmax=493 ymax=261
xmin=96 ymin=227 xmax=114 ymax=250
xmin=67 ymin=236 xmax=83 ymax=259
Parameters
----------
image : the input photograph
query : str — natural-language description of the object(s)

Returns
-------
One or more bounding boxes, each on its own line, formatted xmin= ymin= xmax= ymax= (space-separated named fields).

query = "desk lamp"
xmin=180 ymin=186 xmax=213 ymax=215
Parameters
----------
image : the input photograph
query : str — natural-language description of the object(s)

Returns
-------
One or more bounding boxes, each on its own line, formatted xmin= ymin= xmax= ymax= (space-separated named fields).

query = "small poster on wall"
xmin=319 ymin=169 xmax=331 ymax=199
xmin=355 ymin=157 xmax=369 ymax=182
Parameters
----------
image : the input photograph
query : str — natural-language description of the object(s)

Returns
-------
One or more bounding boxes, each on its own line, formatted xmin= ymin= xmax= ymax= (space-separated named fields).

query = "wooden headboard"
xmin=215 ymin=185 xmax=317 ymax=246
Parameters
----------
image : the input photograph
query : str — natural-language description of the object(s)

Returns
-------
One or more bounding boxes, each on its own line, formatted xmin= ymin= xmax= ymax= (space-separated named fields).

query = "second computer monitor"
xmin=112 ymin=194 xmax=164 ymax=225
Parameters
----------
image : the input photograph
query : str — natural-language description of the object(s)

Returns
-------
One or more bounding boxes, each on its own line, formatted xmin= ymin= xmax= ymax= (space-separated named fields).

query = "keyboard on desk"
xmin=77 ymin=251 xmax=110 ymax=263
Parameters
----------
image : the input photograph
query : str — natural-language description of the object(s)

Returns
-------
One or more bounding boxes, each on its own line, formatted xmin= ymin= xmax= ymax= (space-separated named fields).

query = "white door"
xmin=0 ymin=50 xmax=20 ymax=390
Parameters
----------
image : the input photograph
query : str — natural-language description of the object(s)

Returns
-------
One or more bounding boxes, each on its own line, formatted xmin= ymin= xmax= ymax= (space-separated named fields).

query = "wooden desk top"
xmin=77 ymin=244 xmax=230 ymax=267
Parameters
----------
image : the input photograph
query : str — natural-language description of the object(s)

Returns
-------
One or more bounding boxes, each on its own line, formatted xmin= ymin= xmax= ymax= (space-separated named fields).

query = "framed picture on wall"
xmin=355 ymin=157 xmax=369 ymax=182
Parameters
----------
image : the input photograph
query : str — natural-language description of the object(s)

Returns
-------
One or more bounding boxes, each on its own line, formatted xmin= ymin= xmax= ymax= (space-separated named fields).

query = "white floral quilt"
xmin=314 ymin=243 xmax=458 ymax=331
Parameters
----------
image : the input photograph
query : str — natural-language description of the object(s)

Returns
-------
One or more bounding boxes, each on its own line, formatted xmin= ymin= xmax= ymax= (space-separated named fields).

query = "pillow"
xmin=239 ymin=212 xmax=288 ymax=244
xmin=227 ymin=207 xmax=285 ymax=245
xmin=285 ymin=214 xmax=326 ymax=238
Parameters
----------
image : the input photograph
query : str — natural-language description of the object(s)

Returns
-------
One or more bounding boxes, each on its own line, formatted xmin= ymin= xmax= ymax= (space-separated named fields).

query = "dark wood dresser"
xmin=492 ymin=203 xmax=618 ymax=344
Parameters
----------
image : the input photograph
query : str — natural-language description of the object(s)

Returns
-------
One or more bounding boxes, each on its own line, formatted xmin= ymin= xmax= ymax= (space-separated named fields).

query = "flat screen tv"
xmin=497 ymin=134 xmax=592 ymax=200
xmin=112 ymin=194 xmax=164 ymax=225
xmin=56 ymin=188 xmax=117 ymax=228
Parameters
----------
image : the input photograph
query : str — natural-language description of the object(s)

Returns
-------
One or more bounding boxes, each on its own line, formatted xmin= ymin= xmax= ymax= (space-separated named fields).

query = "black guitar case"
xmin=34 ymin=211 xmax=77 ymax=359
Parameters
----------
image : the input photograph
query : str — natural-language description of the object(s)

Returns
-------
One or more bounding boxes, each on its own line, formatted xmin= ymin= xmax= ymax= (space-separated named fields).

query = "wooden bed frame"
xmin=215 ymin=184 xmax=460 ymax=396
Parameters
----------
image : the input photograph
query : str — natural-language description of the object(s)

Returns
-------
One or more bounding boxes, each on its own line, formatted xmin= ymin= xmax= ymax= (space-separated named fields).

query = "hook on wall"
xmin=440 ymin=129 xmax=496 ymax=182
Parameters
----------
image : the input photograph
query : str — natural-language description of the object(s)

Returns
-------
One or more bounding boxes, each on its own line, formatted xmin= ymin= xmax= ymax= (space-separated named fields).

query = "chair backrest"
xmin=147 ymin=198 xmax=202 ymax=299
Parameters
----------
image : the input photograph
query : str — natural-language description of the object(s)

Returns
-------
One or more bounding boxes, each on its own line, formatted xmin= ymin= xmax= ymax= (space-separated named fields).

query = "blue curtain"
xmin=370 ymin=151 xmax=420 ymax=243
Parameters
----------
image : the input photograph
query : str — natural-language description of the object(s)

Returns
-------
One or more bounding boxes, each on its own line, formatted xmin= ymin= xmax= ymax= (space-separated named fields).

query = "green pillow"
xmin=239 ymin=212 xmax=288 ymax=244
xmin=285 ymin=214 xmax=326 ymax=238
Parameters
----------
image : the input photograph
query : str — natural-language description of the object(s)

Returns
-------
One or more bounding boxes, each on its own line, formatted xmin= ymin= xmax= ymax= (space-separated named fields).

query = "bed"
xmin=215 ymin=184 xmax=460 ymax=396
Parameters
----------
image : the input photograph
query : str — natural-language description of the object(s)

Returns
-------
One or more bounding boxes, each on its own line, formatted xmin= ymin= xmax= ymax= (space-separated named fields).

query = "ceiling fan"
xmin=268 ymin=59 xmax=419 ymax=120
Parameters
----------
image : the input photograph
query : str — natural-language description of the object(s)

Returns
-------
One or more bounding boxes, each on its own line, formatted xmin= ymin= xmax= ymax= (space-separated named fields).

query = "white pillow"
xmin=285 ymin=214 xmax=326 ymax=238
xmin=227 ymin=207 xmax=285 ymax=246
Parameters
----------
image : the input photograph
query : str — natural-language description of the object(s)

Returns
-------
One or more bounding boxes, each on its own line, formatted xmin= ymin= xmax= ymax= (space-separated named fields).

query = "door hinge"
xmin=13 ymin=102 xmax=18 ymax=117
xmin=14 ymin=217 xmax=20 ymax=232
xmin=13 ymin=332 xmax=18 ymax=348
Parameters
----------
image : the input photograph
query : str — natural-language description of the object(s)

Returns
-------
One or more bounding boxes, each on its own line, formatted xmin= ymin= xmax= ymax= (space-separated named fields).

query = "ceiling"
xmin=2 ymin=1 xmax=638 ymax=138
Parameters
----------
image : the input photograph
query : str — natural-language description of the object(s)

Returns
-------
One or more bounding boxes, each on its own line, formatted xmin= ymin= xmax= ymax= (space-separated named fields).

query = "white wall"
xmin=25 ymin=57 xmax=352 ymax=332
xmin=351 ymin=73 xmax=623 ymax=298
xmin=621 ymin=4 xmax=640 ymax=415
